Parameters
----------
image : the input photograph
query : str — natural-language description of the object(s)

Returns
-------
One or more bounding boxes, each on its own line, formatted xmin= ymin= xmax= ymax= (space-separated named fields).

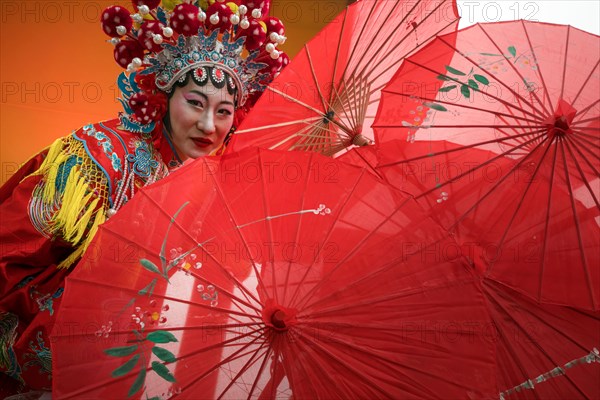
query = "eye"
xmin=218 ymin=108 xmax=233 ymax=116
xmin=187 ymin=99 xmax=203 ymax=107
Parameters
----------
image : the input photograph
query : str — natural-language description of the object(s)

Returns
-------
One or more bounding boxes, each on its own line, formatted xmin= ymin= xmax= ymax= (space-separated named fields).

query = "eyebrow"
xmin=189 ymin=90 xmax=235 ymax=107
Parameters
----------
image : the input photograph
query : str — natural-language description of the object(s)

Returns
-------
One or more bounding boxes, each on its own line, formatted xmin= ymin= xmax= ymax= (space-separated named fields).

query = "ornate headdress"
xmin=101 ymin=0 xmax=289 ymax=133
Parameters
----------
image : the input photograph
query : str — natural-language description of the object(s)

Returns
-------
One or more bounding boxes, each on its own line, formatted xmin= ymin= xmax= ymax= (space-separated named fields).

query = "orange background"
xmin=0 ymin=0 xmax=349 ymax=184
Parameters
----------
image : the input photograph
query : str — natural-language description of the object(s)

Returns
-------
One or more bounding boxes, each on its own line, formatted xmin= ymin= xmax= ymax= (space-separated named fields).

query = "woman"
xmin=0 ymin=0 xmax=288 ymax=393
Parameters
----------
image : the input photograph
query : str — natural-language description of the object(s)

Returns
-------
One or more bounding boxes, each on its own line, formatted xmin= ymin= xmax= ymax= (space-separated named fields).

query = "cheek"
xmin=168 ymin=105 xmax=194 ymax=137
xmin=217 ymin=117 xmax=234 ymax=134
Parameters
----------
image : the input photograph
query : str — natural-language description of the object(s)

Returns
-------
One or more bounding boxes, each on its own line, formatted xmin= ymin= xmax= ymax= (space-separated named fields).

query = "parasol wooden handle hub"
xmin=271 ymin=310 xmax=289 ymax=330
xmin=545 ymin=98 xmax=577 ymax=138
xmin=262 ymin=301 xmax=298 ymax=332
xmin=547 ymin=115 xmax=573 ymax=137
xmin=352 ymin=134 xmax=371 ymax=147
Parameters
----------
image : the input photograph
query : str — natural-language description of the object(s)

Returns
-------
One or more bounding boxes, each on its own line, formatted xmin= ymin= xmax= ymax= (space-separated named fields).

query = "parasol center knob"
xmin=270 ymin=310 xmax=288 ymax=330
xmin=352 ymin=134 xmax=370 ymax=147
xmin=552 ymin=115 xmax=571 ymax=136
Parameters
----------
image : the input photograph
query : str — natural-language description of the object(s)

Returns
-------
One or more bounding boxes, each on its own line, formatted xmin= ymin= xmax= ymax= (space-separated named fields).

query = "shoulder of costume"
xmin=27 ymin=118 xmax=167 ymax=269
xmin=69 ymin=118 xmax=165 ymax=205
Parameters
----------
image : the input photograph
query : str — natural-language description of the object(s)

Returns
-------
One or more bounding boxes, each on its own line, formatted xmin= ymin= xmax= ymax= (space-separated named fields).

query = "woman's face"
xmin=167 ymin=77 xmax=235 ymax=159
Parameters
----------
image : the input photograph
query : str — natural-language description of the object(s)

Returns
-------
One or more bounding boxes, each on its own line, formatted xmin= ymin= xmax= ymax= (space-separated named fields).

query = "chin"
xmin=186 ymin=148 xmax=216 ymax=159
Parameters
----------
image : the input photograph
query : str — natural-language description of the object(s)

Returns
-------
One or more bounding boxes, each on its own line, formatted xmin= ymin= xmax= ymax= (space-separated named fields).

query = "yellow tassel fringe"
xmin=31 ymin=137 xmax=109 ymax=269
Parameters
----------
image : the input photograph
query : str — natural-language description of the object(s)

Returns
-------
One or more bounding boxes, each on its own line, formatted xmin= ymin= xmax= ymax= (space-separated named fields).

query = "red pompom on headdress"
xmin=114 ymin=40 xmax=144 ymax=68
xmin=171 ymin=3 xmax=202 ymax=36
xmin=128 ymin=92 xmax=167 ymax=124
xmin=206 ymin=3 xmax=234 ymax=33
xmin=138 ymin=21 xmax=166 ymax=52
xmin=237 ymin=19 xmax=266 ymax=51
xmin=101 ymin=6 xmax=133 ymax=38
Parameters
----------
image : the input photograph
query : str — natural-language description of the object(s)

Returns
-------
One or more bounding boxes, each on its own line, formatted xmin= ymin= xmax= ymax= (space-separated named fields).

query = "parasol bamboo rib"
xmin=559 ymin=26 xmax=571 ymax=102
xmin=303 ymin=266 xmax=477 ymax=317
xmin=436 ymin=33 xmax=543 ymax=123
xmin=375 ymin=90 xmax=544 ymax=126
xmin=305 ymin=45 xmax=329 ymax=114
xmin=339 ymin=2 xmax=395 ymax=86
xmin=572 ymin=99 xmax=600 ymax=122
xmin=215 ymin=339 xmax=272 ymax=400
xmin=487 ymin=136 xmax=555 ymax=290
xmin=294 ymin=195 xmax=416 ymax=312
xmin=519 ymin=20 xmax=555 ymax=116
xmin=485 ymin=301 xmax=582 ymax=400
xmin=280 ymin=153 xmax=313 ymax=306
xmin=569 ymin=135 xmax=600 ymax=158
xmin=256 ymin=151 xmax=279 ymax=305
xmin=204 ymin=157 xmax=273 ymax=307
xmin=235 ymin=117 xmax=322 ymax=134
xmin=559 ymin=139 xmax=597 ymax=310
xmin=410 ymin=132 xmax=546 ymax=199
xmin=354 ymin=0 xmax=431 ymax=81
xmin=271 ymin=121 xmax=333 ymax=150
xmin=563 ymin=140 xmax=600 ymax=208
xmin=479 ymin=22 xmax=553 ymax=118
xmin=370 ymin=18 xmax=460 ymax=95
xmin=286 ymin=168 xmax=369 ymax=308
xmin=571 ymin=60 xmax=600 ymax=106
xmin=182 ymin=331 xmax=268 ymax=394
xmin=134 ymin=189 xmax=263 ymax=311
xmin=377 ymin=131 xmax=542 ymax=168
xmin=59 ymin=325 xmax=267 ymax=398
xmin=442 ymin=136 xmax=550 ymax=229
xmin=538 ymin=142 xmax=559 ymax=303
xmin=397 ymin=58 xmax=544 ymax=122
xmin=301 ymin=328 xmax=439 ymax=396
xmin=295 ymin=332 xmax=416 ymax=399
xmin=485 ymin=281 xmax=590 ymax=398
xmin=328 ymin=5 xmax=348 ymax=106
xmin=572 ymin=116 xmax=600 ymax=126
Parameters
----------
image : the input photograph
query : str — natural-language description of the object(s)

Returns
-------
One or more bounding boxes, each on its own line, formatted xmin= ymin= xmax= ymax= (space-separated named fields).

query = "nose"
xmin=197 ymin=111 xmax=216 ymax=135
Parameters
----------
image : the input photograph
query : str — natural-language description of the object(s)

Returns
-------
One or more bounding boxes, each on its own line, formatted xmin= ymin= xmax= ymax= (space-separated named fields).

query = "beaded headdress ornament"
xmin=101 ymin=0 xmax=289 ymax=133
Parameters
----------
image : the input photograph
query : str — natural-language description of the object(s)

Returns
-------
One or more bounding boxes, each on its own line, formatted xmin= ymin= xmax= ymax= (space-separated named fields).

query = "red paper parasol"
xmin=227 ymin=0 xmax=459 ymax=156
xmin=374 ymin=21 xmax=600 ymax=311
xmin=51 ymin=148 xmax=497 ymax=399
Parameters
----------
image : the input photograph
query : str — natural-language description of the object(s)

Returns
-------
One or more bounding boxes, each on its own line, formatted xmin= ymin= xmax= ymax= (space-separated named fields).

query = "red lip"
xmin=191 ymin=137 xmax=213 ymax=147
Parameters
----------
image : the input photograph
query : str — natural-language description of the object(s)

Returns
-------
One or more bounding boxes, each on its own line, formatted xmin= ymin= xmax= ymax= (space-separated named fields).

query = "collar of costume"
xmin=102 ymin=1 xmax=289 ymax=134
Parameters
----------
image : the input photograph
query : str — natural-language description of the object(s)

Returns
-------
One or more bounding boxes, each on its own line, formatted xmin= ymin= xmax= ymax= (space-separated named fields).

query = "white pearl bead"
xmin=240 ymin=18 xmax=250 ymax=29
xmin=210 ymin=13 xmax=219 ymax=25
xmin=265 ymin=43 xmax=275 ymax=53
xmin=163 ymin=27 xmax=173 ymax=37
xmin=116 ymin=25 xmax=127 ymax=36
xmin=198 ymin=11 xmax=206 ymax=22
xmin=110 ymin=37 xmax=121 ymax=45
xmin=132 ymin=13 xmax=143 ymax=23
xmin=251 ymin=9 xmax=261 ymax=19
xmin=269 ymin=32 xmax=279 ymax=42
xmin=230 ymin=14 xmax=240 ymax=25
xmin=139 ymin=5 xmax=150 ymax=15
xmin=270 ymin=50 xmax=280 ymax=59
xmin=132 ymin=57 xmax=142 ymax=67
xmin=277 ymin=35 xmax=287 ymax=44
xmin=238 ymin=5 xmax=247 ymax=15
xmin=153 ymin=34 xmax=163 ymax=44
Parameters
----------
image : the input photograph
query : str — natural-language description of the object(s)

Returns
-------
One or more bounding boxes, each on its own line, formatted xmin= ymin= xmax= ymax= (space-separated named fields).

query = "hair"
xmin=169 ymin=65 xmax=237 ymax=99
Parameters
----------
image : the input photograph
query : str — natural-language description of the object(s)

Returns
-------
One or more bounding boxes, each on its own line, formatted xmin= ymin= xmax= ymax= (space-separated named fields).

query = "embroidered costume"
xmin=0 ymin=120 xmax=179 ymax=391
xmin=0 ymin=0 xmax=288 ymax=392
